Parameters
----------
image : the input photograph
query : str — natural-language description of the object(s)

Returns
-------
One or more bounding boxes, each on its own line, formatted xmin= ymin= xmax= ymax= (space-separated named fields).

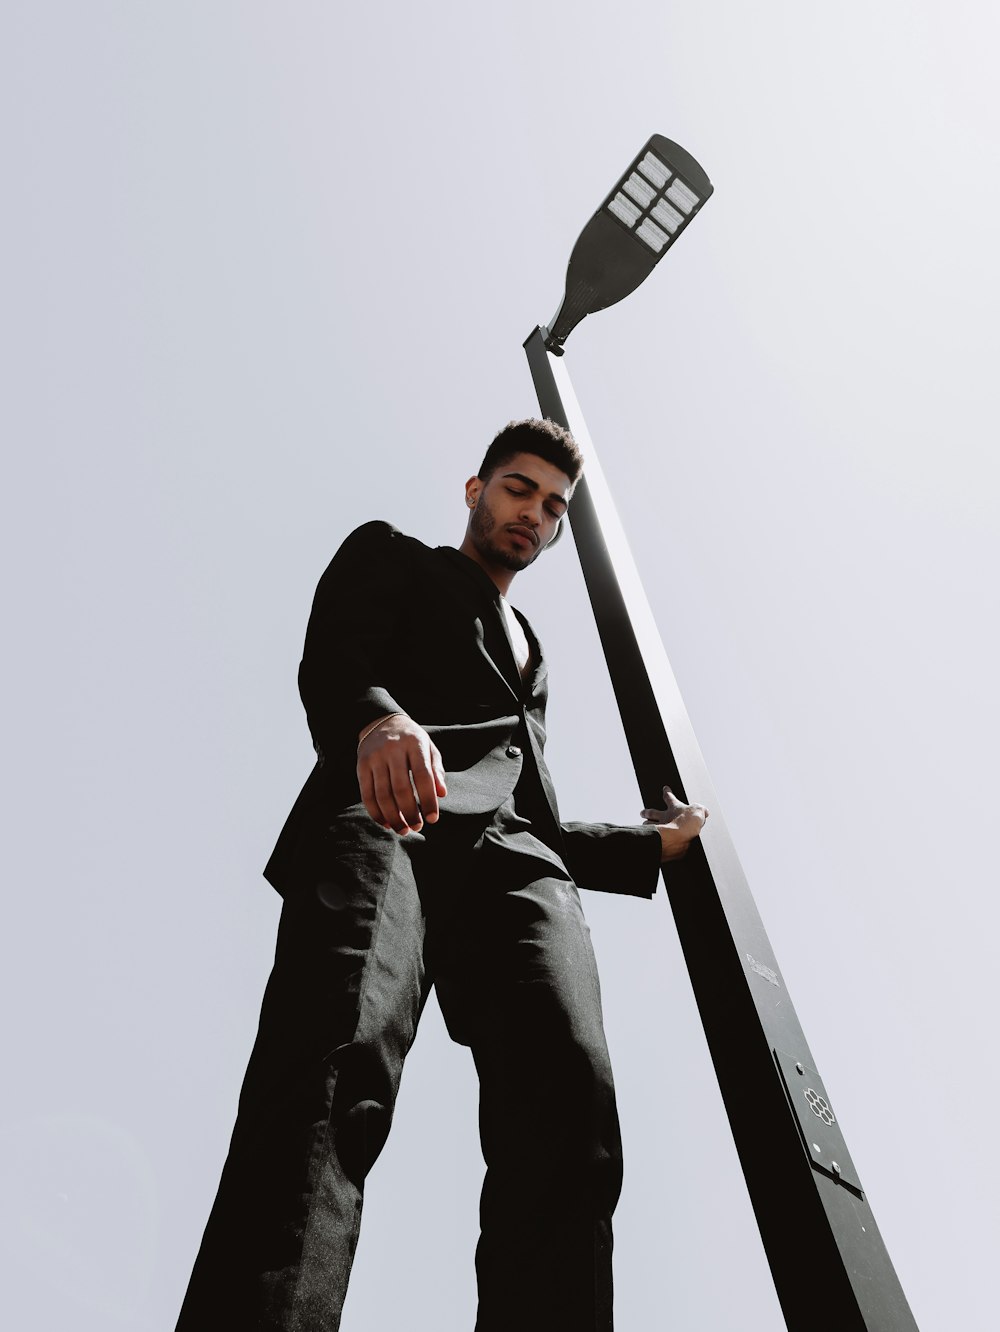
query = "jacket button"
xmin=506 ymin=745 xmax=522 ymax=758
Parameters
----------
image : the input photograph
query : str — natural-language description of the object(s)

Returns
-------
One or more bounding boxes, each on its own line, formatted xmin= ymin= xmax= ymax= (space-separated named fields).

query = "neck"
xmin=457 ymin=533 xmax=516 ymax=597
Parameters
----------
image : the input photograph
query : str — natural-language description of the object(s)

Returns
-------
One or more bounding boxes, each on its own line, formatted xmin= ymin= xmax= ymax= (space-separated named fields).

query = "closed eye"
xmin=503 ymin=482 xmax=567 ymax=516
xmin=507 ymin=486 xmax=562 ymax=519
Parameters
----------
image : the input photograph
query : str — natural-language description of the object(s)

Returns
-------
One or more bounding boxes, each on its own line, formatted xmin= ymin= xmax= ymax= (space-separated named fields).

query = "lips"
xmin=508 ymin=525 xmax=538 ymax=546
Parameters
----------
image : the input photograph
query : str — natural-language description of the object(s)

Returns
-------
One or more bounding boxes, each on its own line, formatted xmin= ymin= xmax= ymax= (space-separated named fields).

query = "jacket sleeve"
xmin=298 ymin=520 xmax=412 ymax=765
xmin=558 ymin=820 xmax=663 ymax=898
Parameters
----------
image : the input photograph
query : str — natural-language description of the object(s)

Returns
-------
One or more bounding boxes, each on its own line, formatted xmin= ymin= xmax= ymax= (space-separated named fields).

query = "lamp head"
xmin=544 ymin=134 xmax=713 ymax=353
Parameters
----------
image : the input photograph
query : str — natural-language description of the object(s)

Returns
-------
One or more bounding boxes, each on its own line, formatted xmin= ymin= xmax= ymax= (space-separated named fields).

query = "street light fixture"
xmin=545 ymin=135 xmax=713 ymax=352
xmin=524 ymin=135 xmax=919 ymax=1331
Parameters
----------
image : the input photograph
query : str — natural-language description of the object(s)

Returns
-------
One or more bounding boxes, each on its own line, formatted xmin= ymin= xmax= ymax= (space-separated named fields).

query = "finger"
xmin=410 ymin=743 xmax=440 ymax=825
xmin=431 ymin=745 xmax=448 ymax=799
xmin=357 ymin=763 xmax=387 ymax=828
xmin=387 ymin=754 xmax=422 ymax=830
xmin=372 ymin=763 xmax=409 ymax=833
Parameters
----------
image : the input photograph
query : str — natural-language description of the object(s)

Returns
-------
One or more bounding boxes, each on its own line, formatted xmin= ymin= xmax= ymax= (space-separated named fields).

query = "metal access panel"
xmin=774 ymin=1048 xmax=863 ymax=1195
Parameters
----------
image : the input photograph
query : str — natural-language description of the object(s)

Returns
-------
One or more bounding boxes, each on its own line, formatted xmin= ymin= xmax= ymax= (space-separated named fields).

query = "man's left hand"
xmin=641 ymin=785 xmax=709 ymax=863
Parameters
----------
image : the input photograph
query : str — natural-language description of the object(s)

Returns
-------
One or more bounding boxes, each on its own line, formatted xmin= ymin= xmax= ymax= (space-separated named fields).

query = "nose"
xmin=517 ymin=497 xmax=542 ymax=528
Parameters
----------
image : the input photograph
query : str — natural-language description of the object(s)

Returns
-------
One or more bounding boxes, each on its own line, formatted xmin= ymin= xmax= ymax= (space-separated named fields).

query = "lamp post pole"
xmin=522 ymin=139 xmax=919 ymax=1331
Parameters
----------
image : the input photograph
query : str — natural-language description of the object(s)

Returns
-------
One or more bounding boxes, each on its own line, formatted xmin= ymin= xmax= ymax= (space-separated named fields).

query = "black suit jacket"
xmin=264 ymin=521 xmax=662 ymax=898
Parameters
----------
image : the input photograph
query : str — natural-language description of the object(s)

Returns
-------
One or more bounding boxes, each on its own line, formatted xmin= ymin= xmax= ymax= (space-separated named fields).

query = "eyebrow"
xmin=501 ymin=471 xmax=569 ymax=511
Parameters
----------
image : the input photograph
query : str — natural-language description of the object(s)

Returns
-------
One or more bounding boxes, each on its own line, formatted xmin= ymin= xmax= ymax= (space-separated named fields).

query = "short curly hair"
xmin=477 ymin=418 xmax=583 ymax=486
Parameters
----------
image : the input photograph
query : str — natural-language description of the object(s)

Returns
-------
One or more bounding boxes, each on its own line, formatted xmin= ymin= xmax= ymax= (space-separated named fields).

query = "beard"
xmin=469 ymin=496 xmax=541 ymax=572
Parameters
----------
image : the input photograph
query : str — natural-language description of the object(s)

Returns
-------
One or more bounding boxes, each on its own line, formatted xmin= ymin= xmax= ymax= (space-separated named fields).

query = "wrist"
xmin=357 ymin=712 xmax=407 ymax=750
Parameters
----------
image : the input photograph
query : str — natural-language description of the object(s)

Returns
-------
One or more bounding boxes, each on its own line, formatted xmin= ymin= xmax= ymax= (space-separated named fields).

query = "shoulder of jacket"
xmin=333 ymin=520 xmax=435 ymax=565
xmin=339 ymin=519 xmax=413 ymax=549
xmin=344 ymin=518 xmax=400 ymax=543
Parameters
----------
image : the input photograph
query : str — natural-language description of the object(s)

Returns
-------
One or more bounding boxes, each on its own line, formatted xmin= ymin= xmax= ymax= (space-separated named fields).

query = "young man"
xmin=176 ymin=418 xmax=707 ymax=1332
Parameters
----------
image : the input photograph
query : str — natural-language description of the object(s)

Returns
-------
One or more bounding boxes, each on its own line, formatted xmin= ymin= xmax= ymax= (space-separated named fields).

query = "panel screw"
xmin=832 ymin=1161 xmax=842 ymax=1177
xmin=795 ymin=1062 xmax=804 ymax=1075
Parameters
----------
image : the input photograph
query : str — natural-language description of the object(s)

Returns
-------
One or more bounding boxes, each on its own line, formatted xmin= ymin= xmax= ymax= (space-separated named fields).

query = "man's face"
xmin=466 ymin=451 xmax=573 ymax=574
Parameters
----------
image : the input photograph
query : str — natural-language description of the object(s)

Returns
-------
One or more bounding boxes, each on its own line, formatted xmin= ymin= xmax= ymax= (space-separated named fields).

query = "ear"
xmin=465 ymin=475 xmax=481 ymax=508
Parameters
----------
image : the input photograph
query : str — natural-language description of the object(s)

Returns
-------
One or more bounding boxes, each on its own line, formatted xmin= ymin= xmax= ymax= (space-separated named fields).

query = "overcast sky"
xmin=3 ymin=3 xmax=998 ymax=1329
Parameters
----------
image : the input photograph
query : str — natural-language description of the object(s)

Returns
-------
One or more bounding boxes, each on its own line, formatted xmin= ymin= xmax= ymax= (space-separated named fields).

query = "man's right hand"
xmin=357 ymin=714 xmax=448 ymax=834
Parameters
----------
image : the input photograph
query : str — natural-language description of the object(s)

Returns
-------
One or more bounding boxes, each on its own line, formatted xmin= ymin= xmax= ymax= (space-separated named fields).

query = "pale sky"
xmin=3 ymin=4 xmax=998 ymax=1329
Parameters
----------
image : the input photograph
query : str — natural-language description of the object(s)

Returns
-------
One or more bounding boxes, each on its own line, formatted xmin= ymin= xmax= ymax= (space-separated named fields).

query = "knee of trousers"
xmin=328 ymin=1038 xmax=406 ymax=1188
xmin=481 ymin=1136 xmax=624 ymax=1221
xmin=559 ymin=1131 xmax=624 ymax=1214
xmin=552 ymin=1138 xmax=624 ymax=1219
xmin=332 ymin=1094 xmax=393 ymax=1188
xmin=480 ymin=1056 xmax=624 ymax=1216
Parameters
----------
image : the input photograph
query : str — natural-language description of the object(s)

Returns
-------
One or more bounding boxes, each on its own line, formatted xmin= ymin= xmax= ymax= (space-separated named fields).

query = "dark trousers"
xmin=176 ymin=816 xmax=623 ymax=1331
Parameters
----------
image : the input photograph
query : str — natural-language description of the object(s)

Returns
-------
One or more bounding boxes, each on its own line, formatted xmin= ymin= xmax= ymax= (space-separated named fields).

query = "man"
xmin=176 ymin=418 xmax=707 ymax=1331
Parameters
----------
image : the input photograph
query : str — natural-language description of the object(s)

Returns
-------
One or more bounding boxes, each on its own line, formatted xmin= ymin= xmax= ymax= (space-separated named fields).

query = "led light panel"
xmin=622 ymin=172 xmax=656 ymax=208
xmin=608 ymin=192 xmax=641 ymax=227
xmin=636 ymin=219 xmax=668 ymax=252
xmin=651 ymin=198 xmax=683 ymax=233
xmin=603 ymin=148 xmax=703 ymax=254
xmin=637 ymin=151 xmax=670 ymax=189
xmin=666 ymin=179 xmax=699 ymax=213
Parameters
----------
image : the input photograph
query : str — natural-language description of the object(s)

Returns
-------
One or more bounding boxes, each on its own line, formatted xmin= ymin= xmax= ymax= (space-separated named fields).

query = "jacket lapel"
xmin=511 ymin=605 xmax=548 ymax=699
xmin=436 ymin=546 xmax=523 ymax=702
xmin=477 ymin=608 xmax=523 ymax=701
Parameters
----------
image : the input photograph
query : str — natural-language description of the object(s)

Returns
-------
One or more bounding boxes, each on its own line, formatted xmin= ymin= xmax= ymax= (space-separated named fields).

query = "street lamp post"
xmin=524 ymin=135 xmax=918 ymax=1331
